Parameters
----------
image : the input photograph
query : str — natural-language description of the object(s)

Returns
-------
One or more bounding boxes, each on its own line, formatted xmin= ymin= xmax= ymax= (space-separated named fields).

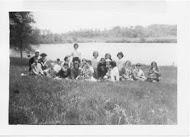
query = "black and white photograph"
xmin=8 ymin=1 xmax=178 ymax=125
xmin=0 ymin=0 xmax=190 ymax=136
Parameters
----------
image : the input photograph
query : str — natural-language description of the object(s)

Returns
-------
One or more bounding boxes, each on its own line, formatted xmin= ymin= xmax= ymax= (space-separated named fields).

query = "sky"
xmin=32 ymin=1 xmax=178 ymax=33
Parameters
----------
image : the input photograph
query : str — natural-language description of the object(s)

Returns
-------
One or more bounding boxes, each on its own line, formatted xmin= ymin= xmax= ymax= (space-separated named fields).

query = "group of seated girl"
xmin=28 ymin=43 xmax=161 ymax=82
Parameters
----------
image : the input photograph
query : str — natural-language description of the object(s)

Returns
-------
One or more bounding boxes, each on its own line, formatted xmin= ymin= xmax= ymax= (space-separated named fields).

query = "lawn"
xmin=9 ymin=57 xmax=177 ymax=125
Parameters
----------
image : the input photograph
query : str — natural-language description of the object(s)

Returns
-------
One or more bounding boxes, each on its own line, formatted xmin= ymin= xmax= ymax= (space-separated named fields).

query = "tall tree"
xmin=9 ymin=12 xmax=35 ymax=59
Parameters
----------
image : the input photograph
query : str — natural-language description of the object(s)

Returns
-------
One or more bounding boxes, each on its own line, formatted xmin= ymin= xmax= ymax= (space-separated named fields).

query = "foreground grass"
xmin=9 ymin=57 xmax=177 ymax=125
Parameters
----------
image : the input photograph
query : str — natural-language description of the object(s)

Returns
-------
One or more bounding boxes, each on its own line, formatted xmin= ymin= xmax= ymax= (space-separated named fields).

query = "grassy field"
xmin=9 ymin=57 xmax=177 ymax=125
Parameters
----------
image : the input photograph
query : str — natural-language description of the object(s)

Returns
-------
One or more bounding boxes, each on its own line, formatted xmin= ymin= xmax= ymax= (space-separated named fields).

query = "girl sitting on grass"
xmin=104 ymin=61 xmax=119 ymax=82
xmin=29 ymin=49 xmax=40 ymax=72
xmin=63 ymin=56 xmax=71 ymax=67
xmin=38 ymin=53 xmax=48 ymax=70
xmin=71 ymin=57 xmax=81 ymax=80
xmin=133 ymin=63 xmax=146 ymax=81
xmin=77 ymin=59 xmax=96 ymax=81
xmin=110 ymin=61 xmax=120 ymax=82
xmin=56 ymin=62 xmax=71 ymax=79
xmin=120 ymin=60 xmax=134 ymax=81
xmin=147 ymin=61 xmax=161 ymax=82
xmin=97 ymin=58 xmax=107 ymax=80
xmin=103 ymin=61 xmax=112 ymax=80
xmin=30 ymin=58 xmax=44 ymax=76
xmin=52 ymin=58 xmax=62 ymax=73
xmin=81 ymin=58 xmax=87 ymax=68
xmin=87 ymin=60 xmax=95 ymax=76
xmin=38 ymin=53 xmax=50 ymax=76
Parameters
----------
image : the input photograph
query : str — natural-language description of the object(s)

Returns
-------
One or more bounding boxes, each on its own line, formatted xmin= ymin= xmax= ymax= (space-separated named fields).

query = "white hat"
xmin=35 ymin=49 xmax=40 ymax=53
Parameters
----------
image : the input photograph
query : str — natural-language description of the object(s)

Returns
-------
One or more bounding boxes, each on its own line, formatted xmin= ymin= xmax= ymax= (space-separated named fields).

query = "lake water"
xmin=32 ymin=43 xmax=177 ymax=66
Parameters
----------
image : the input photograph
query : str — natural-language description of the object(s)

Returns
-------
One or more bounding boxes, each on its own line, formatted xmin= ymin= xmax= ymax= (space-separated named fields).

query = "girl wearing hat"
xmin=28 ymin=49 xmax=40 ymax=71
xmin=39 ymin=53 xmax=48 ymax=70
xmin=38 ymin=53 xmax=50 ymax=76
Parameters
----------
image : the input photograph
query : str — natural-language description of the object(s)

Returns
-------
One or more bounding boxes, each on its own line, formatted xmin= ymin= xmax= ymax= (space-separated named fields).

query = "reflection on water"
xmin=32 ymin=43 xmax=177 ymax=66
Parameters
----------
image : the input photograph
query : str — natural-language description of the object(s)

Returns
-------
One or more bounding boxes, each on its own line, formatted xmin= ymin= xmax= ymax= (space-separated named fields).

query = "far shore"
xmin=31 ymin=36 xmax=177 ymax=44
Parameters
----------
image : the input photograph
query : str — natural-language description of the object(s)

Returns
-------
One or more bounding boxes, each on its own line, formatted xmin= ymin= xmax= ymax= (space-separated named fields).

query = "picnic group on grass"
xmin=28 ymin=43 xmax=161 ymax=82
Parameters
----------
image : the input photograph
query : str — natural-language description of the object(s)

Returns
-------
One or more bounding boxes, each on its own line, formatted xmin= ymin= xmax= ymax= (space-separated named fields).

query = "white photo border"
xmin=0 ymin=0 xmax=189 ymax=136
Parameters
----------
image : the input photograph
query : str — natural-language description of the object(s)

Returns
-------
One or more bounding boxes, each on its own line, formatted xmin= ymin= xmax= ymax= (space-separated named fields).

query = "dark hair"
xmin=105 ymin=53 xmax=111 ymax=59
xmin=57 ymin=58 xmax=60 ymax=61
xmin=72 ymin=57 xmax=81 ymax=63
xmin=100 ymin=58 xmax=106 ymax=62
xmin=64 ymin=56 xmax=69 ymax=61
xmin=150 ymin=61 xmax=159 ymax=71
xmin=117 ymin=52 xmax=124 ymax=58
xmin=97 ymin=60 xmax=107 ymax=79
xmin=63 ymin=62 xmax=69 ymax=66
xmin=73 ymin=43 xmax=79 ymax=48
xmin=86 ymin=60 xmax=92 ymax=65
xmin=40 ymin=53 xmax=47 ymax=57
xmin=135 ymin=63 xmax=141 ymax=67
xmin=110 ymin=61 xmax=117 ymax=68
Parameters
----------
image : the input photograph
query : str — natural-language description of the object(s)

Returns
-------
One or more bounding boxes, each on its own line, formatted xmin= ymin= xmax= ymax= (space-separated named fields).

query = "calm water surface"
xmin=33 ymin=43 xmax=177 ymax=66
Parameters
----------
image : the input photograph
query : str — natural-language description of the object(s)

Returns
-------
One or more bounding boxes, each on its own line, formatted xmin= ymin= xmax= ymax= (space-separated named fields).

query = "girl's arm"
xmin=154 ymin=69 xmax=160 ymax=74
xmin=148 ymin=69 xmax=153 ymax=75
xmin=32 ymin=67 xmax=38 ymax=75
xmin=38 ymin=65 xmax=44 ymax=75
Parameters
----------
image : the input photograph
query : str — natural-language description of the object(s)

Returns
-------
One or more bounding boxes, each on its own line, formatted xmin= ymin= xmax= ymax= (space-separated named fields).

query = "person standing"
xmin=70 ymin=43 xmax=82 ymax=60
xmin=91 ymin=51 xmax=99 ymax=79
xmin=116 ymin=52 xmax=125 ymax=75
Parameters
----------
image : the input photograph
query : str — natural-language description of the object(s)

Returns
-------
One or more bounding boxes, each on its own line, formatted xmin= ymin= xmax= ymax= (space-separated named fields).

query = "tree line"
xmin=31 ymin=24 xmax=177 ymax=44
xmin=10 ymin=12 xmax=177 ymax=59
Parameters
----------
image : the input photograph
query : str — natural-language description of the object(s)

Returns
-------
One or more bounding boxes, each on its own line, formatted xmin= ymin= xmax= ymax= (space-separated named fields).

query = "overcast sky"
xmin=32 ymin=1 xmax=178 ymax=33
